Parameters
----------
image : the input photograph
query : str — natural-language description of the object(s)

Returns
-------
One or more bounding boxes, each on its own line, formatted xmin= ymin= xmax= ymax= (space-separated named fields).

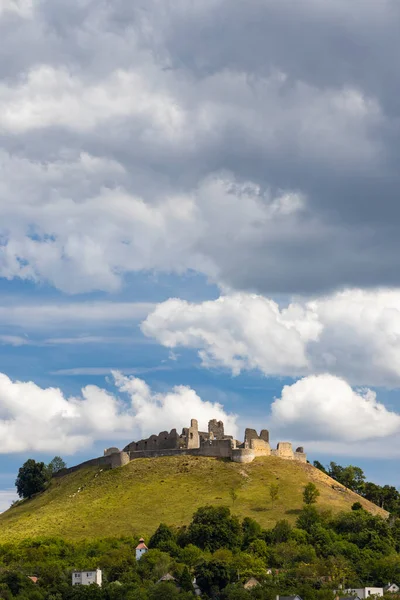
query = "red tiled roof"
xmin=28 ymin=576 xmax=38 ymax=584
xmin=136 ymin=538 xmax=148 ymax=550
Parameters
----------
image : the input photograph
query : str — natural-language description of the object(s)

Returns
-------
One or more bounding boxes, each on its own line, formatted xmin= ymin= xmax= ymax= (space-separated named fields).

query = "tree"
xmin=328 ymin=462 xmax=365 ymax=494
xmin=15 ymin=459 xmax=49 ymax=499
xmin=270 ymin=483 xmax=279 ymax=507
xmin=303 ymin=483 xmax=320 ymax=505
xmin=271 ymin=519 xmax=292 ymax=543
xmin=179 ymin=566 xmax=194 ymax=593
xmin=47 ymin=456 xmax=67 ymax=476
xmin=148 ymin=523 xmax=175 ymax=549
xmin=229 ymin=488 xmax=238 ymax=507
xmin=187 ymin=506 xmax=243 ymax=550
xmin=313 ymin=460 xmax=328 ymax=474
xmin=242 ymin=516 xmax=262 ymax=545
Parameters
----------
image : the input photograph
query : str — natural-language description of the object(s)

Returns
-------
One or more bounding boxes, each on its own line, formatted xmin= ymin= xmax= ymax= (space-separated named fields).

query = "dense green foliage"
xmin=1 ymin=503 xmax=400 ymax=599
xmin=303 ymin=483 xmax=320 ymax=505
xmin=47 ymin=457 xmax=67 ymax=477
xmin=15 ymin=458 xmax=67 ymax=500
xmin=15 ymin=460 xmax=49 ymax=499
xmin=313 ymin=461 xmax=400 ymax=514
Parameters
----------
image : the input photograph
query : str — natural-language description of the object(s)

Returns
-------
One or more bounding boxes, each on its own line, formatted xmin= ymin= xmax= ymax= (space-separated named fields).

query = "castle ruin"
xmin=59 ymin=419 xmax=307 ymax=476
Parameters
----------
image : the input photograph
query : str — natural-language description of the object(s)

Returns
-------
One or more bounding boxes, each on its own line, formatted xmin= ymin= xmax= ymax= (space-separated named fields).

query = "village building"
xmin=344 ymin=589 xmax=383 ymax=598
xmin=244 ymin=577 xmax=261 ymax=589
xmin=72 ymin=569 xmax=102 ymax=587
xmin=384 ymin=585 xmax=400 ymax=594
xmin=157 ymin=573 xmax=176 ymax=584
xmin=136 ymin=538 xmax=148 ymax=561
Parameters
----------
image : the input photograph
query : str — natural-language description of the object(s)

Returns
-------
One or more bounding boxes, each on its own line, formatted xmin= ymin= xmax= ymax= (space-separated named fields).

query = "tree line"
xmin=1 ymin=497 xmax=400 ymax=599
xmin=313 ymin=461 xmax=400 ymax=514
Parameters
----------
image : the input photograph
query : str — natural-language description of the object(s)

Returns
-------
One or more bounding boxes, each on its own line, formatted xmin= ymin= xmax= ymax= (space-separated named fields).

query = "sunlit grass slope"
xmin=0 ymin=455 xmax=386 ymax=542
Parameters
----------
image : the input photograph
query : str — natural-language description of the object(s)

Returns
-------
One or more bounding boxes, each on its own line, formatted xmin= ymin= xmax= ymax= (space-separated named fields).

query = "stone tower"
xmin=186 ymin=418 xmax=200 ymax=449
xmin=208 ymin=419 xmax=225 ymax=439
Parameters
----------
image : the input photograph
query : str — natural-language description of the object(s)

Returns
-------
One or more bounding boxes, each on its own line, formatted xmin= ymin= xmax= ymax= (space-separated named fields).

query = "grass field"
xmin=0 ymin=455 xmax=386 ymax=542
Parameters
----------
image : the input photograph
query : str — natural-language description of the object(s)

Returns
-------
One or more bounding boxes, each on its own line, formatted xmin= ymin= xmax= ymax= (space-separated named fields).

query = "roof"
xmin=278 ymin=596 xmax=303 ymax=600
xmin=244 ymin=577 xmax=260 ymax=589
xmin=136 ymin=537 xmax=148 ymax=550
xmin=157 ymin=573 xmax=176 ymax=583
xmin=28 ymin=576 xmax=38 ymax=584
xmin=384 ymin=585 xmax=399 ymax=592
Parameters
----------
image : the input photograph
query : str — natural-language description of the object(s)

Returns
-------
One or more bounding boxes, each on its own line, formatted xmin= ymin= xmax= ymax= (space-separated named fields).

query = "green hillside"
xmin=0 ymin=455 xmax=386 ymax=542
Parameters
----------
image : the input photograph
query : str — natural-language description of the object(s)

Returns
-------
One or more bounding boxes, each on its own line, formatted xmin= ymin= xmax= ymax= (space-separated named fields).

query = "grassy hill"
xmin=0 ymin=455 xmax=387 ymax=542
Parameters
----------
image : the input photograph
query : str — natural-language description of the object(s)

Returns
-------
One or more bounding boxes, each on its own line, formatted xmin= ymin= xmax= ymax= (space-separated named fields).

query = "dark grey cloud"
xmin=1 ymin=0 xmax=400 ymax=294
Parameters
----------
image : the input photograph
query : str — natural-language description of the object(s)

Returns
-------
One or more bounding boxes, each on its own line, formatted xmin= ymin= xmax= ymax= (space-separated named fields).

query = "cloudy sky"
xmin=1 ymin=0 xmax=400 ymax=511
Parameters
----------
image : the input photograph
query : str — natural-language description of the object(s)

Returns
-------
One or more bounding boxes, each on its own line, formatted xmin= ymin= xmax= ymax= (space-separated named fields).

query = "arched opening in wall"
xmin=144 ymin=441 xmax=147 ymax=448
xmin=136 ymin=443 xmax=138 ymax=450
xmin=164 ymin=437 xmax=167 ymax=440
xmin=190 ymin=433 xmax=193 ymax=440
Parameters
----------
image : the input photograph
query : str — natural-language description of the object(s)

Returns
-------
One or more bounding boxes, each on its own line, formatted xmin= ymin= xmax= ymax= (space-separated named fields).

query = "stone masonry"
xmin=57 ymin=419 xmax=307 ymax=476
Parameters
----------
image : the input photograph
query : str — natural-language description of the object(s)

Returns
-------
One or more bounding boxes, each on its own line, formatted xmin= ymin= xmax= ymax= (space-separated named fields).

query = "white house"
xmin=384 ymin=584 xmax=400 ymax=594
xmin=136 ymin=538 xmax=148 ymax=561
xmin=72 ymin=569 xmax=102 ymax=587
xmin=344 ymin=588 xmax=383 ymax=598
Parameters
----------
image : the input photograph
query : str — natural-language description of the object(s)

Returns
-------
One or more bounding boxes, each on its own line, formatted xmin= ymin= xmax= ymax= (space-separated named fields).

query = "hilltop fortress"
xmin=60 ymin=419 xmax=307 ymax=476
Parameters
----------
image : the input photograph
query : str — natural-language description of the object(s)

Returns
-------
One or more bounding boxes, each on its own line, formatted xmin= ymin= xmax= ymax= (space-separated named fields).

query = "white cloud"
xmin=142 ymin=289 xmax=400 ymax=387
xmin=142 ymin=293 xmax=321 ymax=376
xmin=270 ymin=374 xmax=400 ymax=442
xmin=0 ymin=66 xmax=185 ymax=135
xmin=0 ymin=0 xmax=32 ymax=18
xmin=0 ymin=371 xmax=237 ymax=454
xmin=0 ymin=300 xmax=153 ymax=330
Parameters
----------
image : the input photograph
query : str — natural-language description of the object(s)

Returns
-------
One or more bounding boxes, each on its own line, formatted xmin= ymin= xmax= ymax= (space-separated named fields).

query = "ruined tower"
xmin=186 ymin=418 xmax=200 ymax=449
xmin=208 ymin=419 xmax=225 ymax=440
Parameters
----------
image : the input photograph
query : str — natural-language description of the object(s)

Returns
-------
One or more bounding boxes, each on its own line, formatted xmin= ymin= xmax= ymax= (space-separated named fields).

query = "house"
xmin=28 ymin=577 xmax=38 ymax=584
xmin=344 ymin=589 xmax=383 ymax=599
xmin=384 ymin=585 xmax=400 ymax=594
xmin=244 ymin=578 xmax=260 ymax=589
xmin=277 ymin=596 xmax=303 ymax=600
xmin=72 ymin=569 xmax=102 ymax=587
xmin=157 ymin=573 xmax=176 ymax=584
xmin=193 ymin=577 xmax=202 ymax=596
xmin=135 ymin=538 xmax=148 ymax=561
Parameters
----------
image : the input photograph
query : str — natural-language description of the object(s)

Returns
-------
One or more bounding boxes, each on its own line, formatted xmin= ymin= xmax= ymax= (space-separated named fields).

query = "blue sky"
xmin=2 ymin=0 xmax=400 ymax=512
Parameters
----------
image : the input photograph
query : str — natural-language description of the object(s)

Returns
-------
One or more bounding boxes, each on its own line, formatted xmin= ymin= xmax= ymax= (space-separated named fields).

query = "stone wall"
xmin=123 ymin=429 xmax=181 ymax=453
xmin=294 ymin=450 xmax=307 ymax=463
xmin=271 ymin=442 xmax=294 ymax=459
xmin=196 ymin=438 xmax=233 ymax=458
xmin=231 ymin=448 xmax=255 ymax=463
xmin=56 ymin=418 xmax=307 ymax=476
xmin=53 ymin=454 xmax=115 ymax=477
xmin=244 ymin=428 xmax=259 ymax=444
xmin=104 ymin=447 xmax=120 ymax=456
xmin=250 ymin=438 xmax=271 ymax=456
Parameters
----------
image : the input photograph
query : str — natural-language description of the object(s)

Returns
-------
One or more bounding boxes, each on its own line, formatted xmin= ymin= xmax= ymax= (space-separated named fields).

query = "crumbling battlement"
xmin=58 ymin=419 xmax=307 ymax=477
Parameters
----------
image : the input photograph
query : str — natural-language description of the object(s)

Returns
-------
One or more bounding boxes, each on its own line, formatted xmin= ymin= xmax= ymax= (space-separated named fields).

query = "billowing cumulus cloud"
xmin=0 ymin=371 xmax=237 ymax=453
xmin=0 ymin=0 xmax=399 ymax=294
xmin=142 ymin=289 xmax=400 ymax=387
xmin=270 ymin=374 xmax=400 ymax=442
